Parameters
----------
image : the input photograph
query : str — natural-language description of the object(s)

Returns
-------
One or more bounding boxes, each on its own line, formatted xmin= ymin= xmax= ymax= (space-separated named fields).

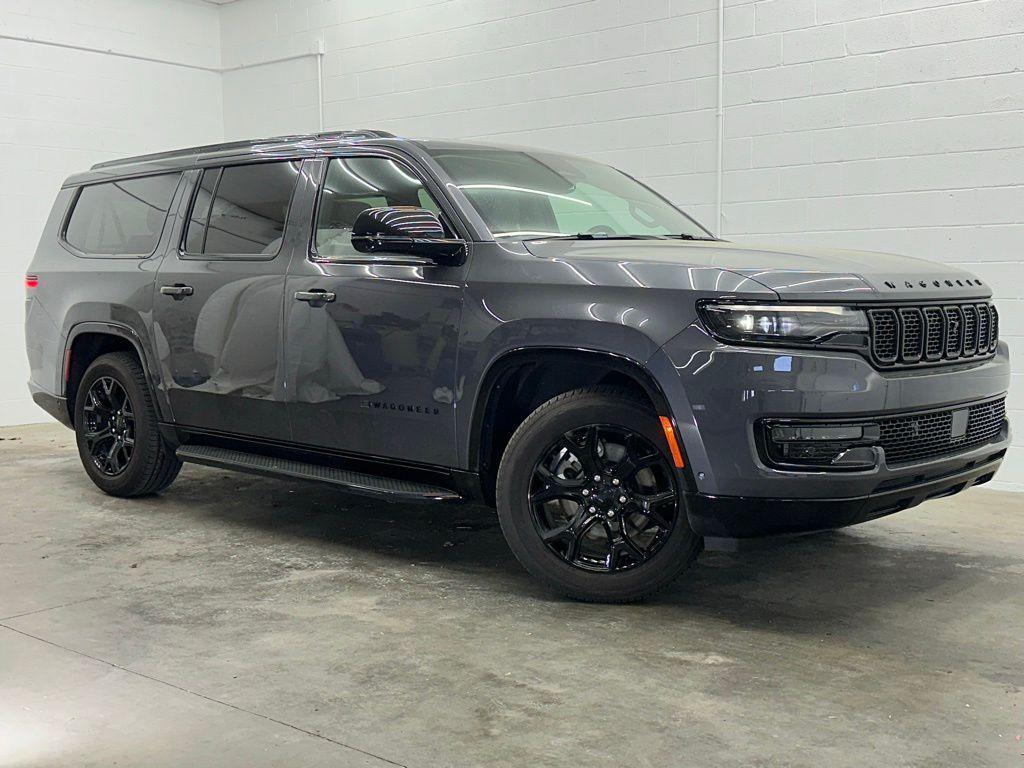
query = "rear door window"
xmin=64 ymin=173 xmax=181 ymax=256
xmin=184 ymin=161 xmax=300 ymax=258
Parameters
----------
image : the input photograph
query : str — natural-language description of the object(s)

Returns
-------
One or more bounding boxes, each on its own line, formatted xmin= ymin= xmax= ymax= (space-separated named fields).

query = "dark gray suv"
xmin=25 ymin=130 xmax=1010 ymax=602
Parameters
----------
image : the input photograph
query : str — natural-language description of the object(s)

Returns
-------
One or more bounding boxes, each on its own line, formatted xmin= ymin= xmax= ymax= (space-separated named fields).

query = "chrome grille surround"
xmin=868 ymin=303 xmax=998 ymax=368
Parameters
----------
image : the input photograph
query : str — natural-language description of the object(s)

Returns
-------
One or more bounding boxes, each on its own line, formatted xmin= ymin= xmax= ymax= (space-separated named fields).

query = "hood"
xmin=520 ymin=239 xmax=991 ymax=302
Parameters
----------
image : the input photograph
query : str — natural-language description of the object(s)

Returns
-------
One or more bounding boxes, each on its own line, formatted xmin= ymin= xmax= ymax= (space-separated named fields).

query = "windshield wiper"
xmin=671 ymin=234 xmax=718 ymax=241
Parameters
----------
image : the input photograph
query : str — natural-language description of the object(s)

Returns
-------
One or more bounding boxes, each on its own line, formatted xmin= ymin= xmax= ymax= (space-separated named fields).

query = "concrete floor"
xmin=1 ymin=423 xmax=1022 ymax=767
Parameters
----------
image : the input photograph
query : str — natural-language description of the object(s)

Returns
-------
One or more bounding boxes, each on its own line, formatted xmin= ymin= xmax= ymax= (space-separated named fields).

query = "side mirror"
xmin=351 ymin=206 xmax=466 ymax=265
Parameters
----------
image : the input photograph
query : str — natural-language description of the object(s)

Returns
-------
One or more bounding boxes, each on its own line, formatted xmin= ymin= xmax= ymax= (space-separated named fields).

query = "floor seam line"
xmin=0 ymin=568 xmax=258 ymax=623
xmin=0 ymin=622 xmax=409 ymax=768
xmin=0 ymin=594 xmax=107 ymax=622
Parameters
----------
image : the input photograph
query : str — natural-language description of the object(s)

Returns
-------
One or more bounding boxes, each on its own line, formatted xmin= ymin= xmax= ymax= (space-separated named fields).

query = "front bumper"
xmin=685 ymin=445 xmax=1005 ymax=538
xmin=649 ymin=327 xmax=1011 ymax=537
xmin=654 ymin=327 xmax=1011 ymax=498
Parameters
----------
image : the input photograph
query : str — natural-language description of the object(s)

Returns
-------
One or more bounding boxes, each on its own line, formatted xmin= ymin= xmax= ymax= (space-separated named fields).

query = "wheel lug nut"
xmin=612 ymin=478 xmax=620 ymax=486
xmin=588 ymin=506 xmax=596 ymax=514
xmin=619 ymin=495 xmax=627 ymax=504
xmin=593 ymin=475 xmax=601 ymax=483
xmin=606 ymin=511 xmax=614 ymax=518
xmin=582 ymin=489 xmax=589 ymax=496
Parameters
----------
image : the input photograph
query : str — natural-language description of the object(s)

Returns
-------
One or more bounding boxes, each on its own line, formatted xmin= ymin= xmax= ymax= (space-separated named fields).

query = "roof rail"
xmin=90 ymin=129 xmax=397 ymax=170
xmin=315 ymin=129 xmax=395 ymax=141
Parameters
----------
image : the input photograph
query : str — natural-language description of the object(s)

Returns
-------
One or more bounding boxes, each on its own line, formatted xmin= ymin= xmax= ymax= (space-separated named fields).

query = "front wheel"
xmin=495 ymin=387 xmax=701 ymax=602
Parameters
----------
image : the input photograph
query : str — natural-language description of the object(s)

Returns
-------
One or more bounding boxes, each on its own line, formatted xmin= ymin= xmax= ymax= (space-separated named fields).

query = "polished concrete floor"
xmin=1 ymin=423 xmax=1022 ymax=767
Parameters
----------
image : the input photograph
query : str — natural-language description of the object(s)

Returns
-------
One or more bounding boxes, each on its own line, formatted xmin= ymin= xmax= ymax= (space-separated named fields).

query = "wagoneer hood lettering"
xmin=522 ymin=239 xmax=990 ymax=303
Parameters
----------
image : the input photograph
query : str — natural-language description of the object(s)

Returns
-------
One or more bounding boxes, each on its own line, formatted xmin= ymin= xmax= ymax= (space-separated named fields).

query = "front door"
xmin=283 ymin=155 xmax=467 ymax=467
xmin=153 ymin=160 xmax=306 ymax=441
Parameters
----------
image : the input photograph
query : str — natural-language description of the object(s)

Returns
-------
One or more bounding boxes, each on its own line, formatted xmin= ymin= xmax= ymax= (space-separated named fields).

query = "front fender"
xmin=457 ymin=316 xmax=674 ymax=472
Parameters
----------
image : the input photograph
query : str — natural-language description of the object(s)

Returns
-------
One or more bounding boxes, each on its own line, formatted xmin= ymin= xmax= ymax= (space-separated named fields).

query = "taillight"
xmin=25 ymin=274 xmax=39 ymax=290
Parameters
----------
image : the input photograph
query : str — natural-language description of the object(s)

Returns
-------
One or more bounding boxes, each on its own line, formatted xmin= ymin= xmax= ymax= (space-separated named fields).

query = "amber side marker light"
xmin=658 ymin=416 xmax=686 ymax=468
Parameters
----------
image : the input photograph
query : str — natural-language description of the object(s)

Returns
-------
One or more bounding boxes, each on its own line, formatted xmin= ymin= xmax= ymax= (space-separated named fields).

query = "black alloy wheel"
xmin=529 ymin=424 xmax=678 ymax=573
xmin=81 ymin=376 xmax=136 ymax=476
xmin=495 ymin=387 xmax=702 ymax=603
xmin=74 ymin=351 xmax=182 ymax=497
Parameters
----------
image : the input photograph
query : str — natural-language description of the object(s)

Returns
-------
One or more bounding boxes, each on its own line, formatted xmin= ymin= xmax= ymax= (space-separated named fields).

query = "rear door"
xmin=152 ymin=159 xmax=306 ymax=440
xmin=283 ymin=154 xmax=468 ymax=467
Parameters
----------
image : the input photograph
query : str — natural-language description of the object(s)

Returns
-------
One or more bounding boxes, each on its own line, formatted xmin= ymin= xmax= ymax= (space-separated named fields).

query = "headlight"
xmin=699 ymin=303 xmax=868 ymax=344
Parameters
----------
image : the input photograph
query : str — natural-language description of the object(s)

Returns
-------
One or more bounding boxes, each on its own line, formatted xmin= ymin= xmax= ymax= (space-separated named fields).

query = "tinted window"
xmin=65 ymin=174 xmax=180 ymax=256
xmin=424 ymin=147 xmax=712 ymax=240
xmin=314 ymin=157 xmax=447 ymax=260
xmin=185 ymin=161 xmax=300 ymax=256
xmin=184 ymin=169 xmax=217 ymax=254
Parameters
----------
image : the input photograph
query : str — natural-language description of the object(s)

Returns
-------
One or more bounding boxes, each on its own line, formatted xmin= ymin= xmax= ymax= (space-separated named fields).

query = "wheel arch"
xmin=63 ymin=322 xmax=162 ymax=426
xmin=466 ymin=347 xmax=689 ymax=504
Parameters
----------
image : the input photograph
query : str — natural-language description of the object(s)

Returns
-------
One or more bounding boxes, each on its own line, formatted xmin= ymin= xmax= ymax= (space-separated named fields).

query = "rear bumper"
xmin=30 ymin=384 xmax=71 ymax=428
xmin=684 ymin=447 xmax=1005 ymax=539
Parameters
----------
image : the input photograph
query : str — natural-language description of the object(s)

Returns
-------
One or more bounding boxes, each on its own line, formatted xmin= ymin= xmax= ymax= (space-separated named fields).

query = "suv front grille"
xmin=868 ymin=303 xmax=998 ymax=367
xmin=878 ymin=398 xmax=1006 ymax=465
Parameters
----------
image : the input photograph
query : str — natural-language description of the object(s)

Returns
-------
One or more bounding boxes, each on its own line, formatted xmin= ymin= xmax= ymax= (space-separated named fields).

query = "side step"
xmin=176 ymin=445 xmax=461 ymax=502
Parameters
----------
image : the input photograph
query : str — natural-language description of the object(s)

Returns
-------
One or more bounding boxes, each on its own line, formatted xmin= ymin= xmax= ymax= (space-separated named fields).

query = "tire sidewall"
xmin=74 ymin=355 xmax=157 ymax=495
xmin=496 ymin=391 xmax=700 ymax=601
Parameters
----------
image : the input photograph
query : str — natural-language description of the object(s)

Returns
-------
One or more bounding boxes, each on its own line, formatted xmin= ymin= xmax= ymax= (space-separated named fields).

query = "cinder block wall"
xmin=3 ymin=0 xmax=1021 ymax=489
xmin=220 ymin=0 xmax=1023 ymax=488
xmin=0 ymin=0 xmax=224 ymax=424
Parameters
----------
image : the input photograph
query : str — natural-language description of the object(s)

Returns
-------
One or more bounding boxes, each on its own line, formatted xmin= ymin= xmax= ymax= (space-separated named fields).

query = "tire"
xmin=74 ymin=351 xmax=182 ymax=497
xmin=495 ymin=386 xmax=702 ymax=603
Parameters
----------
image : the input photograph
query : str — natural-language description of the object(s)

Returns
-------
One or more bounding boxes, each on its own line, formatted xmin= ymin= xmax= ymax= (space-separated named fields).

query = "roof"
xmin=65 ymin=130 xmax=576 ymax=187
xmin=89 ymin=129 xmax=399 ymax=170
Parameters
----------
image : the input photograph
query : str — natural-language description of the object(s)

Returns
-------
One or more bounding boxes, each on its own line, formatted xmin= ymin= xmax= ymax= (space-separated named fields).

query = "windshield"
xmin=423 ymin=146 xmax=714 ymax=240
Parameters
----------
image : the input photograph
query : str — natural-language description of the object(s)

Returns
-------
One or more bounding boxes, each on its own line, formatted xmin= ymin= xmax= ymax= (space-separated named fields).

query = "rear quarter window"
xmin=63 ymin=173 xmax=181 ymax=257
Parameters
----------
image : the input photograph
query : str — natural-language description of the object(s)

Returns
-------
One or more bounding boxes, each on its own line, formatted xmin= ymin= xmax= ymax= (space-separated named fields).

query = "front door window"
xmin=313 ymin=157 xmax=449 ymax=261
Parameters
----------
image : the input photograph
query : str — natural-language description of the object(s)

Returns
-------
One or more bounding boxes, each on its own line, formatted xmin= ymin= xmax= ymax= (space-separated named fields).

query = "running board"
xmin=175 ymin=445 xmax=461 ymax=502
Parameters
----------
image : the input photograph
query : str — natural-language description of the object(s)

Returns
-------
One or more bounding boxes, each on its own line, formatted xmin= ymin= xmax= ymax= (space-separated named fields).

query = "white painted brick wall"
xmin=215 ymin=0 xmax=1023 ymax=487
xmin=0 ymin=0 xmax=223 ymax=425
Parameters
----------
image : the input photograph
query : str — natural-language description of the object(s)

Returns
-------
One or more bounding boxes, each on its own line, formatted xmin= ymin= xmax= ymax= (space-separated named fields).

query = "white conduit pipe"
xmin=0 ymin=33 xmax=326 ymax=130
xmin=0 ymin=32 xmax=222 ymax=71
xmin=715 ymin=0 xmax=725 ymax=237
xmin=316 ymin=38 xmax=326 ymax=132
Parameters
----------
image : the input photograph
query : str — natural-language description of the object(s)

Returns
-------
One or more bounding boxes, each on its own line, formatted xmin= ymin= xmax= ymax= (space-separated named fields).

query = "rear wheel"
xmin=495 ymin=387 xmax=701 ymax=602
xmin=74 ymin=351 xmax=181 ymax=497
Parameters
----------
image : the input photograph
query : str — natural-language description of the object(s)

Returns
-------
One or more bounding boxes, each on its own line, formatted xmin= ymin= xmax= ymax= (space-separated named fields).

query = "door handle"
xmin=160 ymin=284 xmax=193 ymax=299
xmin=294 ymin=289 xmax=336 ymax=306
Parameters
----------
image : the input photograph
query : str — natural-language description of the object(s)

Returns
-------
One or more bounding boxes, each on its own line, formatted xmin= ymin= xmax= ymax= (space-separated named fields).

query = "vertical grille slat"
xmin=962 ymin=304 xmax=979 ymax=356
xmin=923 ymin=307 xmax=945 ymax=361
xmin=976 ymin=303 xmax=990 ymax=351
xmin=868 ymin=309 xmax=898 ymax=364
xmin=944 ymin=306 xmax=963 ymax=359
xmin=898 ymin=308 xmax=924 ymax=362
xmin=870 ymin=302 xmax=998 ymax=368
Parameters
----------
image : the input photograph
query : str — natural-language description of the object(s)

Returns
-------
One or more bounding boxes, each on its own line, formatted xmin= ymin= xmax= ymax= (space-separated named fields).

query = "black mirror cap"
xmin=354 ymin=206 xmax=445 ymax=239
xmin=351 ymin=206 xmax=467 ymax=265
